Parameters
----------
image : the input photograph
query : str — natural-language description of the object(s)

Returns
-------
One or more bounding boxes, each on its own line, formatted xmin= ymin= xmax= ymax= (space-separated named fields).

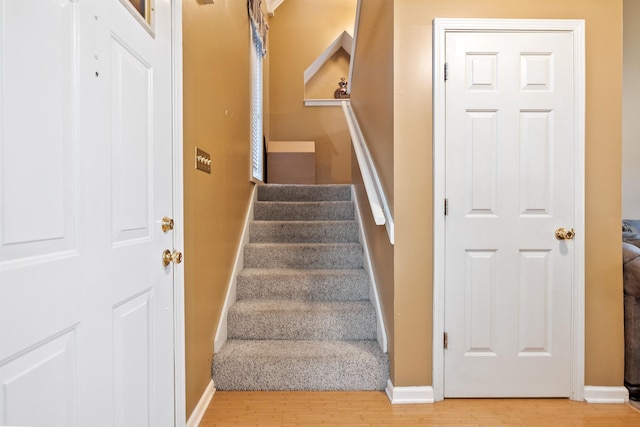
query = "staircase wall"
xmin=182 ymin=0 xmax=266 ymax=417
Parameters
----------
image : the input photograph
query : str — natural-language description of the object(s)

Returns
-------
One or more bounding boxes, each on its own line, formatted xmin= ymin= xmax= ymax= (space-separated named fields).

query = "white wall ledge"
xmin=304 ymin=99 xmax=348 ymax=107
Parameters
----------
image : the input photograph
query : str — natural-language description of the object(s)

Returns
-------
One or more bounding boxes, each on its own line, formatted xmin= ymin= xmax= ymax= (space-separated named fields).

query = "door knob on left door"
xmin=555 ymin=227 xmax=575 ymax=240
xmin=162 ymin=249 xmax=183 ymax=266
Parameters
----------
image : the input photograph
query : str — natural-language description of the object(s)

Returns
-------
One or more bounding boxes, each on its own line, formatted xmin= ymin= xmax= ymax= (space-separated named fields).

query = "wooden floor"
xmin=199 ymin=391 xmax=640 ymax=426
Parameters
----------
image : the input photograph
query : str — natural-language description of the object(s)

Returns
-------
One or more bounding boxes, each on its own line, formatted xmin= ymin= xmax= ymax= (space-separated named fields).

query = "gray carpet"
xmin=212 ymin=184 xmax=389 ymax=391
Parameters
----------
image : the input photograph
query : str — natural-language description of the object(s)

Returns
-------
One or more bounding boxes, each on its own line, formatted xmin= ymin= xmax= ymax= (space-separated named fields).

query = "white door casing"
xmin=0 ymin=0 xmax=183 ymax=425
xmin=432 ymin=19 xmax=585 ymax=401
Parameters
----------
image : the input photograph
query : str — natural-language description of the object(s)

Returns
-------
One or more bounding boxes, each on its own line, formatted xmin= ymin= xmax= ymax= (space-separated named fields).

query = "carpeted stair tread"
xmin=258 ymin=184 xmax=351 ymax=202
xmin=254 ymin=201 xmax=354 ymax=221
xmin=244 ymin=243 xmax=363 ymax=269
xmin=227 ymin=300 xmax=376 ymax=340
xmin=212 ymin=340 xmax=388 ymax=391
xmin=237 ymin=268 xmax=369 ymax=301
xmin=250 ymin=220 xmax=358 ymax=243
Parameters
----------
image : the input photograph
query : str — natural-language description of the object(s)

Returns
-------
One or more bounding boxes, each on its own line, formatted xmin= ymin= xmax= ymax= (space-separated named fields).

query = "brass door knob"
xmin=162 ymin=249 xmax=183 ymax=266
xmin=161 ymin=216 xmax=174 ymax=232
xmin=555 ymin=227 xmax=575 ymax=240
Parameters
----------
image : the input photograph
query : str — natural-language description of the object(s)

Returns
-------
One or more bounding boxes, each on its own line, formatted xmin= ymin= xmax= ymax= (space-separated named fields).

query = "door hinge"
xmin=444 ymin=62 xmax=449 ymax=81
xmin=444 ymin=332 xmax=448 ymax=350
xmin=444 ymin=198 xmax=448 ymax=216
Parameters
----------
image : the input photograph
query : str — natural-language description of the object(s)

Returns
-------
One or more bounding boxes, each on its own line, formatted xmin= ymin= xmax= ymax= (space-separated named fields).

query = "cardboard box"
xmin=267 ymin=140 xmax=315 ymax=184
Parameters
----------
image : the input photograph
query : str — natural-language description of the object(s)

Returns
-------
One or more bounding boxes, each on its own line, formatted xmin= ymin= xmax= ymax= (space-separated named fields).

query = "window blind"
xmin=250 ymin=24 xmax=264 ymax=182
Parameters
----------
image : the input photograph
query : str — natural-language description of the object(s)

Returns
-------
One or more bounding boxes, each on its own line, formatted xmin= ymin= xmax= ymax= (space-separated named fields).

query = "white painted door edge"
xmin=172 ymin=1 xmax=187 ymax=425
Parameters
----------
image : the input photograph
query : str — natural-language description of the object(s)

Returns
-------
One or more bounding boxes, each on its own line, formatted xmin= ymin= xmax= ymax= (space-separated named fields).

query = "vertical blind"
xmin=248 ymin=0 xmax=267 ymax=182
xmin=250 ymin=23 xmax=264 ymax=182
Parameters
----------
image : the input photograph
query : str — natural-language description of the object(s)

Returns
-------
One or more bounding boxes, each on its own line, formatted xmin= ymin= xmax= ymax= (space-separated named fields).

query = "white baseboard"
xmin=186 ymin=380 xmax=215 ymax=427
xmin=385 ymin=379 xmax=434 ymax=404
xmin=351 ymin=186 xmax=387 ymax=353
xmin=213 ymin=185 xmax=257 ymax=352
xmin=384 ymin=383 xmax=627 ymax=404
xmin=583 ymin=386 xmax=629 ymax=403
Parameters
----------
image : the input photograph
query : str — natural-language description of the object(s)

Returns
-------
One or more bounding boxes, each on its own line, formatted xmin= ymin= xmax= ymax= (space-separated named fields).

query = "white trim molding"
xmin=303 ymin=31 xmax=352 ymax=86
xmin=265 ymin=0 xmax=286 ymax=16
xmin=583 ymin=386 xmax=629 ymax=404
xmin=186 ymin=380 xmax=216 ymax=427
xmin=213 ymin=185 xmax=258 ymax=351
xmin=432 ymin=18 xmax=585 ymax=402
xmin=385 ymin=380 xmax=434 ymax=404
xmin=342 ymin=100 xmax=394 ymax=244
xmin=346 ymin=0 xmax=361 ymax=95
xmin=352 ymin=186 xmax=387 ymax=353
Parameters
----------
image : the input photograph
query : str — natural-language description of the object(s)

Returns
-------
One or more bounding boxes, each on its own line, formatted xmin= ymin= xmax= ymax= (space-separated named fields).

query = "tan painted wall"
xmin=183 ymin=0 xmax=262 ymax=416
xmin=349 ymin=0 xmax=396 ymax=380
xmin=353 ymin=0 xmax=624 ymax=388
xmin=350 ymin=0 xmax=394 ymax=211
xmin=269 ymin=0 xmax=356 ymax=184
xmin=623 ymin=0 xmax=640 ymax=218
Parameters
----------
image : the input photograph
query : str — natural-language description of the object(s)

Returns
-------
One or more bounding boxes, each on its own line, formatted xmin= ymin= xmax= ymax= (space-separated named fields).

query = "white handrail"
xmin=342 ymin=100 xmax=395 ymax=245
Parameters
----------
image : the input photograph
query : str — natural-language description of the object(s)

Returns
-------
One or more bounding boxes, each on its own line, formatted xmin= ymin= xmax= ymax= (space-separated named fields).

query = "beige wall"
xmin=269 ymin=0 xmax=356 ymax=184
xmin=349 ymin=0 xmax=397 ymax=380
xmin=350 ymin=0 xmax=395 ymax=211
xmin=353 ymin=0 xmax=624 ymax=388
xmin=623 ymin=0 xmax=640 ymax=218
xmin=182 ymin=0 xmax=259 ymax=416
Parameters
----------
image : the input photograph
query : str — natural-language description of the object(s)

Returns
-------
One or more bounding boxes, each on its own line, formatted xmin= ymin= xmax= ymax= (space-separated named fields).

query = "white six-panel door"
xmin=0 ymin=0 xmax=176 ymax=425
xmin=443 ymin=29 xmax=580 ymax=397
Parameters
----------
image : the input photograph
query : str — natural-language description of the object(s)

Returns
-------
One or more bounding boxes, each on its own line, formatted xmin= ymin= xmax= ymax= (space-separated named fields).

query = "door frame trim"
xmin=432 ymin=18 xmax=585 ymax=402
xmin=171 ymin=0 xmax=187 ymax=425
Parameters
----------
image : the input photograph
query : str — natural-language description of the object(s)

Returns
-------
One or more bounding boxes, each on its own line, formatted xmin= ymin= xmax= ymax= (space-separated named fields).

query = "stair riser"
xmin=227 ymin=310 xmax=376 ymax=340
xmin=250 ymin=221 xmax=359 ymax=243
xmin=212 ymin=359 xmax=387 ymax=391
xmin=212 ymin=340 xmax=388 ymax=391
xmin=244 ymin=244 xmax=363 ymax=269
xmin=258 ymin=185 xmax=351 ymax=202
xmin=237 ymin=271 xmax=369 ymax=301
xmin=254 ymin=202 xmax=354 ymax=221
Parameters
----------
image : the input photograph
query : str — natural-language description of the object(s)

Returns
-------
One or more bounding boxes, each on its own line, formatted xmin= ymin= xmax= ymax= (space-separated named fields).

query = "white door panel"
xmin=0 ymin=0 xmax=78 ymax=265
xmin=0 ymin=328 xmax=76 ymax=427
xmin=0 ymin=0 xmax=176 ymax=425
xmin=444 ymin=31 xmax=576 ymax=397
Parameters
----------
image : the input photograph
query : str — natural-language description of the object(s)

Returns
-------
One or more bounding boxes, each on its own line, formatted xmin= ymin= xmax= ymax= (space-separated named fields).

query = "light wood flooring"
xmin=199 ymin=391 xmax=640 ymax=426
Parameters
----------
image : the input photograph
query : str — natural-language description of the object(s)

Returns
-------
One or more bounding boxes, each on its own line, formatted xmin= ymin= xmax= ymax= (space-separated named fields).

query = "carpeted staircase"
xmin=211 ymin=184 xmax=389 ymax=391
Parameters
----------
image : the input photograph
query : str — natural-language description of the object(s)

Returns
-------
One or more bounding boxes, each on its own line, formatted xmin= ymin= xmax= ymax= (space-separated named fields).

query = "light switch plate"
xmin=195 ymin=147 xmax=211 ymax=174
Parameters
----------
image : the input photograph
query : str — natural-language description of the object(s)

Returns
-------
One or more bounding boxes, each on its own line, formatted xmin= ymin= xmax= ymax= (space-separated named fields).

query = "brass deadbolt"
xmin=161 ymin=217 xmax=174 ymax=232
